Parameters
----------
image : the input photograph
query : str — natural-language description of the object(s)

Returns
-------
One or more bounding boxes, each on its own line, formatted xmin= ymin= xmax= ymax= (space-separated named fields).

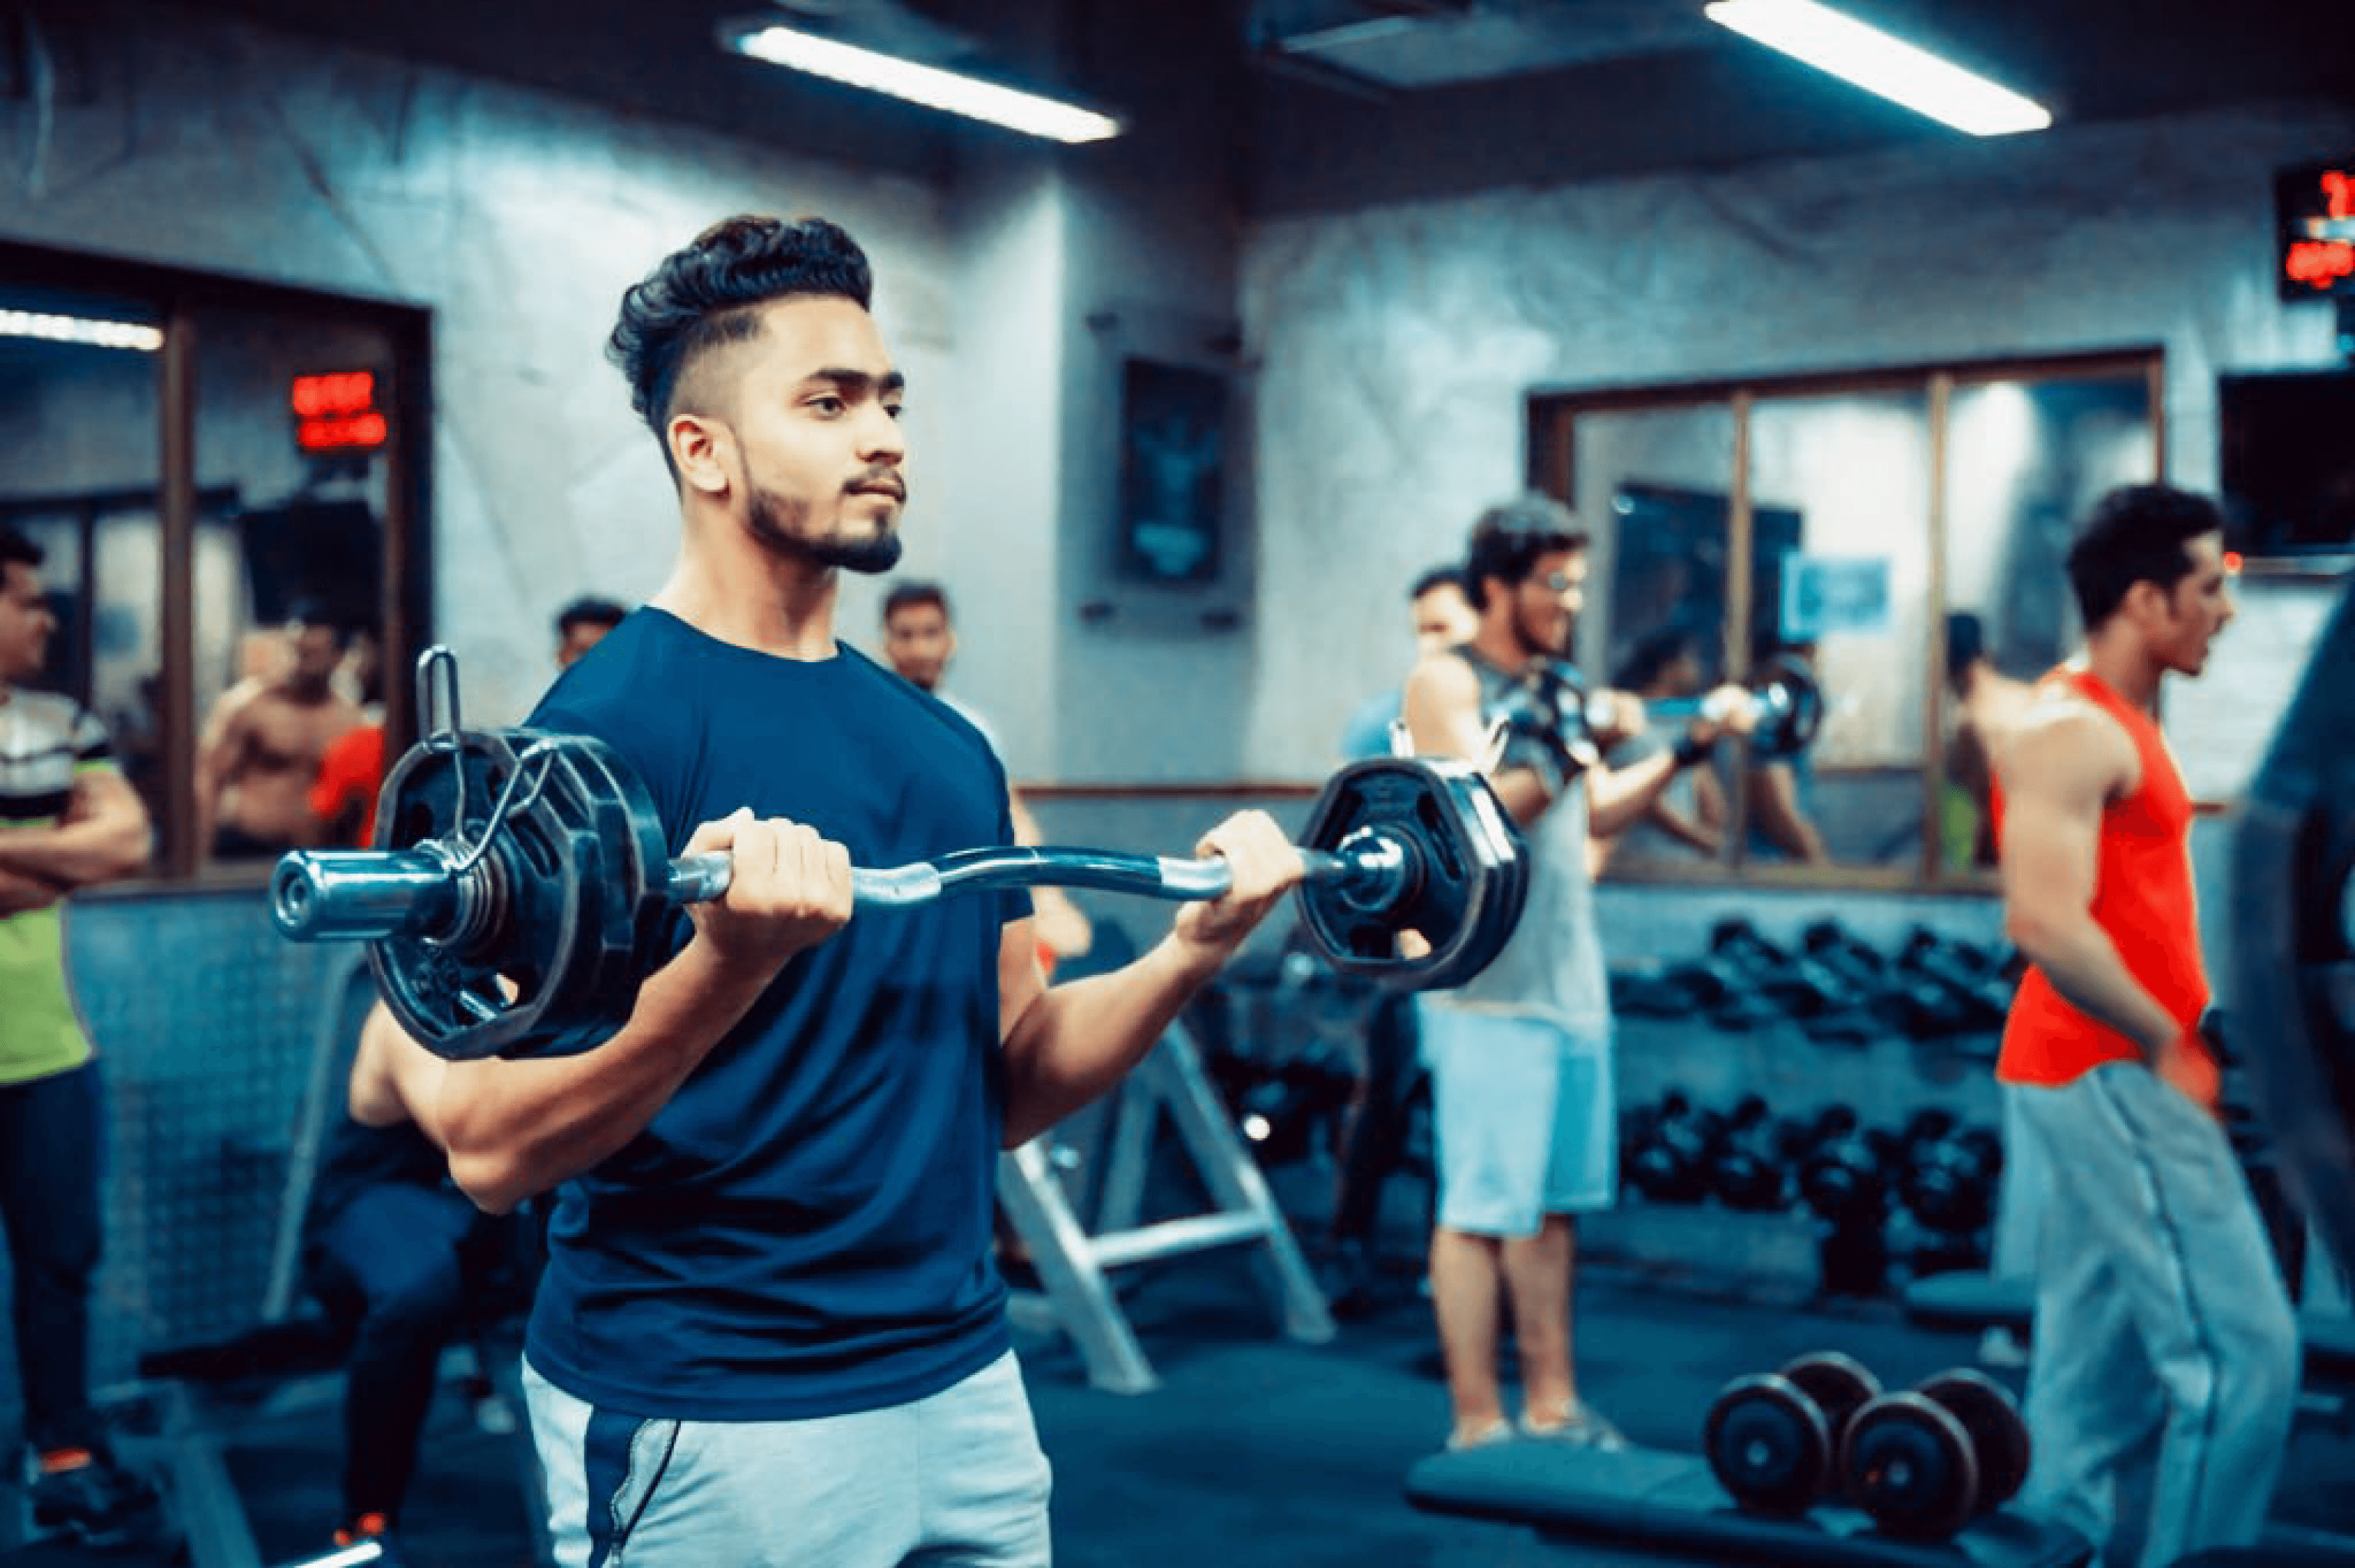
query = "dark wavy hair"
xmin=2064 ymin=483 xmax=2226 ymax=629
xmin=1461 ymin=494 xmax=1588 ymax=610
xmin=608 ymin=215 xmax=875 ymax=465
xmin=0 ymin=525 xmax=41 ymax=572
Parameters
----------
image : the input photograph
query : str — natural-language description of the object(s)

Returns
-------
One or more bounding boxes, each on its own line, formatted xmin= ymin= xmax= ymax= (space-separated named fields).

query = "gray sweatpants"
xmin=2009 ymin=1066 xmax=2300 ymax=1567
xmin=523 ymin=1350 xmax=1053 ymax=1567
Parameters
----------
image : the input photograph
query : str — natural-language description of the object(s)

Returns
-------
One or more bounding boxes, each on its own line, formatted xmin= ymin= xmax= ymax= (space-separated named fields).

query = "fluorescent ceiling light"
xmin=1705 ymin=0 xmax=2051 ymax=137
xmin=0 ymin=309 xmax=163 ymax=352
xmin=722 ymin=23 xmax=1122 ymax=144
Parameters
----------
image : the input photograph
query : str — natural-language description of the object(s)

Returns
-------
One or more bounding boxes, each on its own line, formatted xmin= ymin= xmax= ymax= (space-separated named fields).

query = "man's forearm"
xmin=1586 ymin=748 xmax=1681 ymax=837
xmin=0 ymin=819 xmax=150 ymax=888
xmin=2014 ymin=912 xmax=2182 ymax=1058
xmin=437 ymin=939 xmax=775 ymax=1212
xmin=0 ymin=865 xmax=66 ymax=915
xmin=999 ymin=933 xmax=1230 ymax=1147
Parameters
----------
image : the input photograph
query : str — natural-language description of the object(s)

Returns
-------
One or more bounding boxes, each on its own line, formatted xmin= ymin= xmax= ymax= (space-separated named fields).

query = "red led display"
xmin=2276 ymin=159 xmax=2355 ymax=301
xmin=290 ymin=369 xmax=388 ymax=453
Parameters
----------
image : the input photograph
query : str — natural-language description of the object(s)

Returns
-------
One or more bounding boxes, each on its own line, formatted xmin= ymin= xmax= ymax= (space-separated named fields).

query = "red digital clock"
xmin=290 ymin=369 xmax=388 ymax=454
xmin=2277 ymin=157 xmax=2355 ymax=301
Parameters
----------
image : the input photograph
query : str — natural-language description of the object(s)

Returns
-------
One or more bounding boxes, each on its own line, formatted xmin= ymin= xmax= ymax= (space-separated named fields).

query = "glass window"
xmin=1535 ymin=351 xmax=2163 ymax=891
xmin=1 ymin=242 xmax=428 ymax=883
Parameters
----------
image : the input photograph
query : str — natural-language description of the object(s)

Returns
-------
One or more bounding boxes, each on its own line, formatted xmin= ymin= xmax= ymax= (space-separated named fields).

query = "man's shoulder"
xmin=1999 ymin=689 xmax=2136 ymax=799
xmin=0 ymin=687 xmax=103 ymax=754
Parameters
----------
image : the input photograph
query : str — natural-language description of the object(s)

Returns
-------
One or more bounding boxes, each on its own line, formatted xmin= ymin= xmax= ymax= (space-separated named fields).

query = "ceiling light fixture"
xmin=0 ymin=309 xmax=163 ymax=352
xmin=719 ymin=22 xmax=1122 ymax=144
xmin=1705 ymin=0 xmax=2051 ymax=137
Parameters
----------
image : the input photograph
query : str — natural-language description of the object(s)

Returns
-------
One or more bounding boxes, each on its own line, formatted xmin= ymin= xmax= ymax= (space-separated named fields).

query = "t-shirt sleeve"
xmin=987 ymin=750 xmax=1034 ymax=931
xmin=70 ymin=705 xmax=115 ymax=770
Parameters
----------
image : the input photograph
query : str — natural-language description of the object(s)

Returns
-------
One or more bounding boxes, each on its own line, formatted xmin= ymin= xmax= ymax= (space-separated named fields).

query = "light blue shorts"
xmin=523 ymin=1349 xmax=1052 ymax=1568
xmin=1421 ymin=1005 xmax=1616 ymax=1236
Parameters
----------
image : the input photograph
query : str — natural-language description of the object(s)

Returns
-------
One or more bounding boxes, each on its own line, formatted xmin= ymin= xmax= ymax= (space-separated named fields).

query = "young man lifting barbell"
xmin=352 ymin=214 xmax=1303 ymax=1567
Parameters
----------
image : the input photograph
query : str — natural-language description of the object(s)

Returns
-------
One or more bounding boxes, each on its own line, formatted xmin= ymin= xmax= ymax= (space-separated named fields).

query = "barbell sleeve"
xmin=273 ymin=834 xmax=1407 ymax=946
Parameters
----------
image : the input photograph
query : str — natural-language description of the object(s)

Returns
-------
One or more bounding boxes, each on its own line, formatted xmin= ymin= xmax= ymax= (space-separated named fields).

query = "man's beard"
xmin=746 ymin=481 xmax=905 ymax=576
xmin=1514 ymin=602 xmax=1571 ymax=663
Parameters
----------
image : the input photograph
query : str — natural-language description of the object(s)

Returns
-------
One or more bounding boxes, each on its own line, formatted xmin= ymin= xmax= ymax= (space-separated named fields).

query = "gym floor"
xmin=11 ymin=1248 xmax=2352 ymax=1567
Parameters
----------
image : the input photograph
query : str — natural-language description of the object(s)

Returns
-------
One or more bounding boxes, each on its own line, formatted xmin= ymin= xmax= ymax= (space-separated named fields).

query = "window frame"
xmin=0 ymin=238 xmax=434 ymax=885
xmin=1528 ymin=346 xmax=2168 ymax=893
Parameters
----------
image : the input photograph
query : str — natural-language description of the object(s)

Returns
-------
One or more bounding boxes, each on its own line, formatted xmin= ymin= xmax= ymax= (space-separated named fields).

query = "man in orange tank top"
xmin=1993 ymin=483 xmax=2298 ymax=1567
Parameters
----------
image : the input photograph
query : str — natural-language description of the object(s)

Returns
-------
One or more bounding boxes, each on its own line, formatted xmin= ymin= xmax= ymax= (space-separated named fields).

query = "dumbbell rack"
xmin=995 ymin=1019 xmax=1336 ymax=1393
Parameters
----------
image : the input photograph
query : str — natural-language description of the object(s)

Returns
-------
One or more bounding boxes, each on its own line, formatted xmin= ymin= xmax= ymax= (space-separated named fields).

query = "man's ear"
xmin=2119 ymin=577 xmax=2168 ymax=626
xmin=669 ymin=413 xmax=735 ymax=497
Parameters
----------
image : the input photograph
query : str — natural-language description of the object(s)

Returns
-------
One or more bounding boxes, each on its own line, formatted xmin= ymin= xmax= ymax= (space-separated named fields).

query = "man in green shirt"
xmin=0 ymin=525 xmax=162 ymax=1548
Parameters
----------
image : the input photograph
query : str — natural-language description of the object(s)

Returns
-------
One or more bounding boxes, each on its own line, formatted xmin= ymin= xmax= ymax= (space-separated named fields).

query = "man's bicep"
xmin=1403 ymin=660 xmax=1485 ymax=760
xmin=1996 ymin=732 xmax=2107 ymax=918
xmin=997 ymin=917 xmax=1047 ymax=1043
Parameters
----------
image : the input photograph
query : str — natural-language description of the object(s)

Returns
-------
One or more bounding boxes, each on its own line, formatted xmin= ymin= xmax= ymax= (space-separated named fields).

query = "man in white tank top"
xmin=1403 ymin=494 xmax=1750 ymax=1453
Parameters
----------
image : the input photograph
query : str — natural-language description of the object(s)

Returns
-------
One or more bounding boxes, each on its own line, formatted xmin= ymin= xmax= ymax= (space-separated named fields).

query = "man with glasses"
xmin=1403 ymin=495 xmax=1749 ymax=1453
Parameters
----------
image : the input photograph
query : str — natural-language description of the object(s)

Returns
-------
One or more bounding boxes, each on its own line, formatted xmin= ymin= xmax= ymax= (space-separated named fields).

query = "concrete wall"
xmin=2 ymin=12 xmax=2346 ymax=793
xmin=1239 ymin=101 xmax=2355 ymax=791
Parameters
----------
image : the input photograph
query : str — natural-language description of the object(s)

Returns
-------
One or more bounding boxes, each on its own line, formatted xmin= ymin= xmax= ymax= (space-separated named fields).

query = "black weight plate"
xmin=1294 ymin=756 xmax=1527 ymax=991
xmin=367 ymin=729 xmax=672 ymax=1061
xmin=1841 ymin=1391 xmax=1981 ymax=1541
xmin=1780 ymin=1350 xmax=1882 ymax=1440
xmin=1704 ymin=1373 xmax=1832 ymax=1516
xmin=1919 ymin=1368 xmax=2030 ymax=1509
xmin=1753 ymin=653 xmax=1825 ymax=759
xmin=367 ymin=731 xmax=579 ymax=1061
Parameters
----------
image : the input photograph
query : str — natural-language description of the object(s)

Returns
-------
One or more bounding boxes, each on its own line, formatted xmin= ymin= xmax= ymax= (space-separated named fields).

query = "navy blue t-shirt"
xmin=521 ymin=608 xmax=1026 ymax=1419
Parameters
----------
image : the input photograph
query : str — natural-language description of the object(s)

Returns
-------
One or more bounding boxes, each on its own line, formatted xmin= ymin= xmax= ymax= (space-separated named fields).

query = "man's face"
xmin=706 ymin=296 xmax=908 ymax=576
xmin=0 ymin=562 xmax=56 ymax=686
xmin=1411 ymin=582 xmax=1478 ymax=655
xmin=1508 ymin=548 xmax=1586 ymax=661
xmin=883 ymin=603 xmax=954 ymax=691
xmin=558 ymin=621 xmax=613 ymax=668
xmin=2149 ymin=531 xmax=2236 ymax=676
xmin=287 ymin=621 xmax=344 ymax=685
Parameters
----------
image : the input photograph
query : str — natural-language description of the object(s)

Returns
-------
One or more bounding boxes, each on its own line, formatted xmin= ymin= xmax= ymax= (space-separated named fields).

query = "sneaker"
xmin=1444 ymin=1418 xmax=1514 ymax=1453
xmin=1518 ymin=1403 xmax=1630 ymax=1452
xmin=26 ymin=1445 xmax=169 ymax=1550
xmin=333 ymin=1511 xmax=411 ymax=1565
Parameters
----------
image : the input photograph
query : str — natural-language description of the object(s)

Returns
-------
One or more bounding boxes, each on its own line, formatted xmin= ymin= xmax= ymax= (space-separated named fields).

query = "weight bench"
xmin=1900 ymin=1273 xmax=2355 ymax=1392
xmin=1405 ymin=1442 xmax=2093 ymax=1567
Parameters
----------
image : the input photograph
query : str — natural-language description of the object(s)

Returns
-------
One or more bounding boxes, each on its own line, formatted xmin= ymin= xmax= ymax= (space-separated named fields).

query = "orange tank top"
xmin=1992 ymin=667 xmax=2211 ymax=1086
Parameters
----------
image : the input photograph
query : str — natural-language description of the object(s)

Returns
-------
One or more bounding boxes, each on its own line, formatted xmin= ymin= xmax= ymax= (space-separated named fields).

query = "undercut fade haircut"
xmin=1461 ymin=494 xmax=1588 ymax=610
xmin=0 ymin=525 xmax=41 ymax=572
xmin=2064 ymin=483 xmax=2227 ymax=631
xmin=883 ymin=581 xmax=949 ymax=624
xmin=608 ymin=215 xmax=876 ymax=460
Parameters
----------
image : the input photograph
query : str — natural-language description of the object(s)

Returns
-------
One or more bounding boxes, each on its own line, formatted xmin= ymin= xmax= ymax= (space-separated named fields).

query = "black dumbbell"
xmin=1840 ymin=1367 xmax=2030 ymax=1540
xmin=1894 ymin=928 xmax=2015 ymax=1034
xmin=1625 ymin=1091 xmax=1729 ymax=1204
xmin=1795 ymin=1111 xmax=1898 ymax=1228
xmin=1707 ymin=1097 xmax=1802 ymax=1212
xmin=1898 ymin=1123 xmax=2004 ymax=1236
xmin=1710 ymin=919 xmax=1879 ymax=1042
xmin=1800 ymin=920 xmax=1962 ymax=1037
xmin=1705 ymin=1350 xmax=1883 ymax=1516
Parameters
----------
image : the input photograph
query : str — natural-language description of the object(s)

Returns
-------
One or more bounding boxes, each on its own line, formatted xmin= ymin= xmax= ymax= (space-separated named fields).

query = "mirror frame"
xmin=1529 ymin=346 xmax=2167 ymax=894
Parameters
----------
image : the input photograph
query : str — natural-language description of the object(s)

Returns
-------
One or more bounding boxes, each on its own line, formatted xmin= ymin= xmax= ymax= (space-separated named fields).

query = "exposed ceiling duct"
xmin=1249 ymin=0 xmax=1718 ymax=92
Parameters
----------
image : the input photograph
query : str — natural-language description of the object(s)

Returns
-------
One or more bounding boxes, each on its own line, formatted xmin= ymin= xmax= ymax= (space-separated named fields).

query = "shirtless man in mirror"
xmin=197 ymin=603 xmax=367 ymax=859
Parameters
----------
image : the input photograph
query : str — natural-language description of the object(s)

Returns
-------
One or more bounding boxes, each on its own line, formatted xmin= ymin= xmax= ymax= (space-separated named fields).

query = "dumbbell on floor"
xmin=1840 ymin=1367 xmax=2031 ymax=1540
xmin=1704 ymin=1350 xmax=1882 ymax=1515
